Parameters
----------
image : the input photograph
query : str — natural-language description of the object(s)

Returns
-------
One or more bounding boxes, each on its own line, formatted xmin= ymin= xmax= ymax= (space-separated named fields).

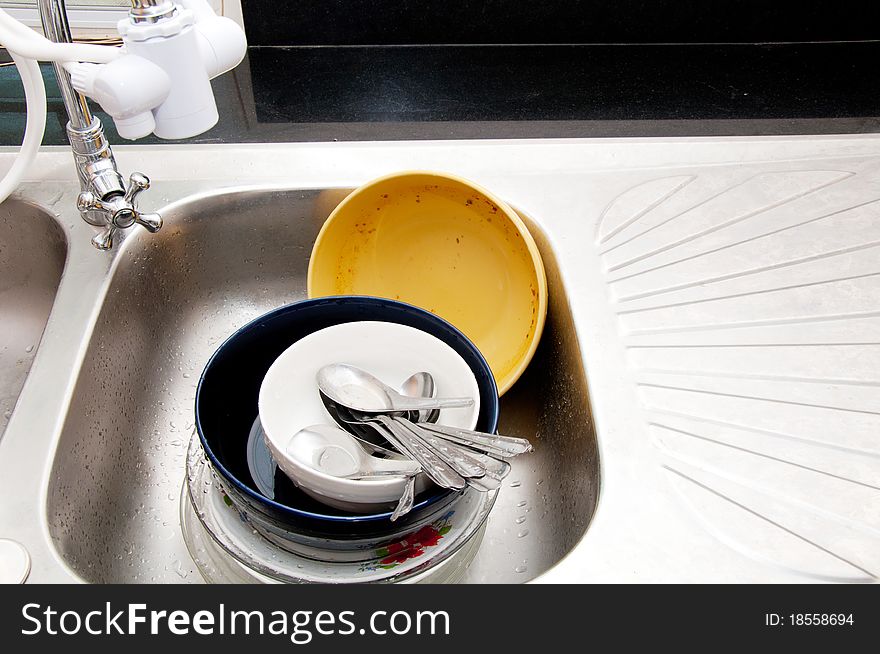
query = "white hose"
xmin=0 ymin=53 xmax=47 ymax=205
xmin=0 ymin=9 xmax=122 ymax=204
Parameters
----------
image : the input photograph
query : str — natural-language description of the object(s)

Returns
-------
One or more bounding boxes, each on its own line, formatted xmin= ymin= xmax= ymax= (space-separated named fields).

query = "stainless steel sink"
xmin=46 ymin=188 xmax=599 ymax=583
xmin=0 ymin=199 xmax=66 ymax=440
xmin=10 ymin=137 xmax=871 ymax=583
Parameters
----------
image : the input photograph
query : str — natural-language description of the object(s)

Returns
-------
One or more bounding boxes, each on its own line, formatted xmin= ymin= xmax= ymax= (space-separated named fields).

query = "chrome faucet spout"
xmin=37 ymin=0 xmax=160 ymax=250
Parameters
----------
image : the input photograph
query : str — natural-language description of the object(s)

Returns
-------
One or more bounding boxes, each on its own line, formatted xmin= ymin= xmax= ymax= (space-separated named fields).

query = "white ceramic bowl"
xmin=258 ymin=321 xmax=480 ymax=512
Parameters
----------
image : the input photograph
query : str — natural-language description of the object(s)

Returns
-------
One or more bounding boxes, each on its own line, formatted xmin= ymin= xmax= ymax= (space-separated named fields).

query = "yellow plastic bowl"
xmin=307 ymin=171 xmax=547 ymax=395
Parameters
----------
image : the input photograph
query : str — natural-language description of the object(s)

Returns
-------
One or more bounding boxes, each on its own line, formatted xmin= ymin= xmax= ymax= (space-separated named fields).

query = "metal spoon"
xmin=392 ymin=372 xmax=438 ymax=521
xmin=397 ymin=372 xmax=517 ymax=489
xmin=321 ymin=397 xmax=467 ymax=491
xmin=319 ymin=375 xmax=465 ymax=521
xmin=285 ymin=424 xmax=421 ymax=480
xmin=248 ymin=414 xmax=409 ymax=499
xmin=389 ymin=372 xmax=507 ymax=513
xmin=324 ymin=380 xmax=499 ymax=490
xmin=317 ymin=363 xmax=474 ymax=414
xmin=399 ymin=371 xmax=440 ymax=424
xmin=401 ymin=370 xmax=532 ymax=457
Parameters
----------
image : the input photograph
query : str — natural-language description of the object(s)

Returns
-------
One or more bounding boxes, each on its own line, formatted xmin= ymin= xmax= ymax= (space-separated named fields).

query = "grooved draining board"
xmin=613 ymin=165 xmax=879 ymax=580
xmin=546 ymin=149 xmax=880 ymax=583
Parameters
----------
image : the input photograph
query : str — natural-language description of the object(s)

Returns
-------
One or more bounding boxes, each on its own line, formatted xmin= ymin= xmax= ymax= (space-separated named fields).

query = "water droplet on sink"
xmin=25 ymin=345 xmax=34 ymax=353
xmin=515 ymin=515 xmax=526 ymax=524
xmin=517 ymin=500 xmax=527 ymax=507
xmin=509 ymin=480 xmax=521 ymax=488
xmin=517 ymin=530 xmax=529 ymax=538
xmin=515 ymin=564 xmax=528 ymax=574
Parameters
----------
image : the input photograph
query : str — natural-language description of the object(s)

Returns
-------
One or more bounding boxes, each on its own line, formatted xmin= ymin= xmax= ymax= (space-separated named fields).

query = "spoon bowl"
xmin=316 ymin=363 xmax=474 ymax=414
xmin=401 ymin=371 xmax=440 ymax=424
xmin=286 ymin=424 xmax=421 ymax=479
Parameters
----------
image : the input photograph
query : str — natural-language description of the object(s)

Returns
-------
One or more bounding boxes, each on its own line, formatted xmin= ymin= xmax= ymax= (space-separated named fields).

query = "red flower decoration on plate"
xmin=364 ymin=512 xmax=455 ymax=571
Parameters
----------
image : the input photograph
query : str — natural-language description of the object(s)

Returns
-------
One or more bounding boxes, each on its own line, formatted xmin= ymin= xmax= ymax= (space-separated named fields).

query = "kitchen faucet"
xmin=36 ymin=0 xmax=246 ymax=250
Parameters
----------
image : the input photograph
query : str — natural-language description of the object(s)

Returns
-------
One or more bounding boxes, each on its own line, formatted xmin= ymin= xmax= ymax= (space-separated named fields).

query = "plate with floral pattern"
xmin=184 ymin=433 xmax=496 ymax=584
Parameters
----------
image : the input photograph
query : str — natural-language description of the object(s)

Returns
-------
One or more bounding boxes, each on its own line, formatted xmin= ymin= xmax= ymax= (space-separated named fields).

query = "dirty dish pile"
xmin=189 ymin=296 xmax=506 ymax=582
xmin=187 ymin=172 xmax=546 ymax=584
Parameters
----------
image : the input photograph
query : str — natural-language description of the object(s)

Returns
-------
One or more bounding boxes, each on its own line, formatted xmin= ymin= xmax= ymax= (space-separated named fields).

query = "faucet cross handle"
xmin=77 ymin=172 xmax=163 ymax=250
xmin=123 ymin=172 xmax=150 ymax=206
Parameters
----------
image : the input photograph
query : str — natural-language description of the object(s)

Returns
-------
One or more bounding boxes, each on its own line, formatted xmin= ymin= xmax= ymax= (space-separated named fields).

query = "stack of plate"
xmin=187 ymin=296 xmax=500 ymax=583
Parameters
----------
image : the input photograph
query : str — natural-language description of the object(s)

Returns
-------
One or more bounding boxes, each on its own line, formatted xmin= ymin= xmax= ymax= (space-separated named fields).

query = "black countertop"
xmin=1 ymin=42 xmax=878 ymax=146
xmin=239 ymin=0 xmax=880 ymax=46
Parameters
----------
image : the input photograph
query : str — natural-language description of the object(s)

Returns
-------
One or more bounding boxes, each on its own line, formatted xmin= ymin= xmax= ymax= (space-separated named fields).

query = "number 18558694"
xmin=765 ymin=613 xmax=854 ymax=626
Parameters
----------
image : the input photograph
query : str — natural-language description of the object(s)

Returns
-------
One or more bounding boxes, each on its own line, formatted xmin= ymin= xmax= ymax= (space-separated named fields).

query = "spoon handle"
xmin=417 ymin=423 xmax=533 ymax=457
xmin=392 ymin=418 xmax=485 ymax=479
xmin=342 ymin=468 xmax=419 ymax=480
xmin=371 ymin=415 xmax=466 ymax=490
xmin=398 ymin=419 xmax=510 ymax=490
xmin=421 ymin=429 xmax=512 ymax=481
xmin=393 ymin=396 xmax=475 ymax=412
xmin=390 ymin=476 xmax=416 ymax=522
xmin=359 ymin=451 xmax=421 ymax=476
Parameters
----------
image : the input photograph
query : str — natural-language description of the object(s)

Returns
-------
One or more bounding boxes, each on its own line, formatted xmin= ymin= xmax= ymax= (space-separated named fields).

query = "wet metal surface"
xmin=46 ymin=188 xmax=598 ymax=582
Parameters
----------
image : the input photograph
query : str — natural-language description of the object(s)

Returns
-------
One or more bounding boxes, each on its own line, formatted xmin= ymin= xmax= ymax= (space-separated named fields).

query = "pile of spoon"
xmin=305 ymin=363 xmax=533 ymax=520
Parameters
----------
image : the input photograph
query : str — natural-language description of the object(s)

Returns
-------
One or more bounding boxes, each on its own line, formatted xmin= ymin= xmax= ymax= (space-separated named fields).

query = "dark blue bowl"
xmin=195 ymin=296 xmax=499 ymax=541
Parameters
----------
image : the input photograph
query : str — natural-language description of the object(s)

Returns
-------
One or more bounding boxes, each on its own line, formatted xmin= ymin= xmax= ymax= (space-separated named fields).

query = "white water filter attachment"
xmin=69 ymin=1 xmax=246 ymax=140
xmin=117 ymin=10 xmax=216 ymax=139
xmin=69 ymin=55 xmax=171 ymax=139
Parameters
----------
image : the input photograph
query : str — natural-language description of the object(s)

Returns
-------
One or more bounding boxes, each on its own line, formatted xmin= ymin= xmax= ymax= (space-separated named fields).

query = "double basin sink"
xmin=0 ymin=152 xmax=598 ymax=583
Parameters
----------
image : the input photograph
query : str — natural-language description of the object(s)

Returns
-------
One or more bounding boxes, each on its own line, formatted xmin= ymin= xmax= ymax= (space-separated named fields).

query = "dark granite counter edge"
xmin=1 ymin=43 xmax=879 ymax=145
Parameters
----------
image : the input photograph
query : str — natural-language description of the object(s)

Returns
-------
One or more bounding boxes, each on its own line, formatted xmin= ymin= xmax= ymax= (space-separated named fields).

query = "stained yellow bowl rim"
xmin=306 ymin=170 xmax=548 ymax=395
